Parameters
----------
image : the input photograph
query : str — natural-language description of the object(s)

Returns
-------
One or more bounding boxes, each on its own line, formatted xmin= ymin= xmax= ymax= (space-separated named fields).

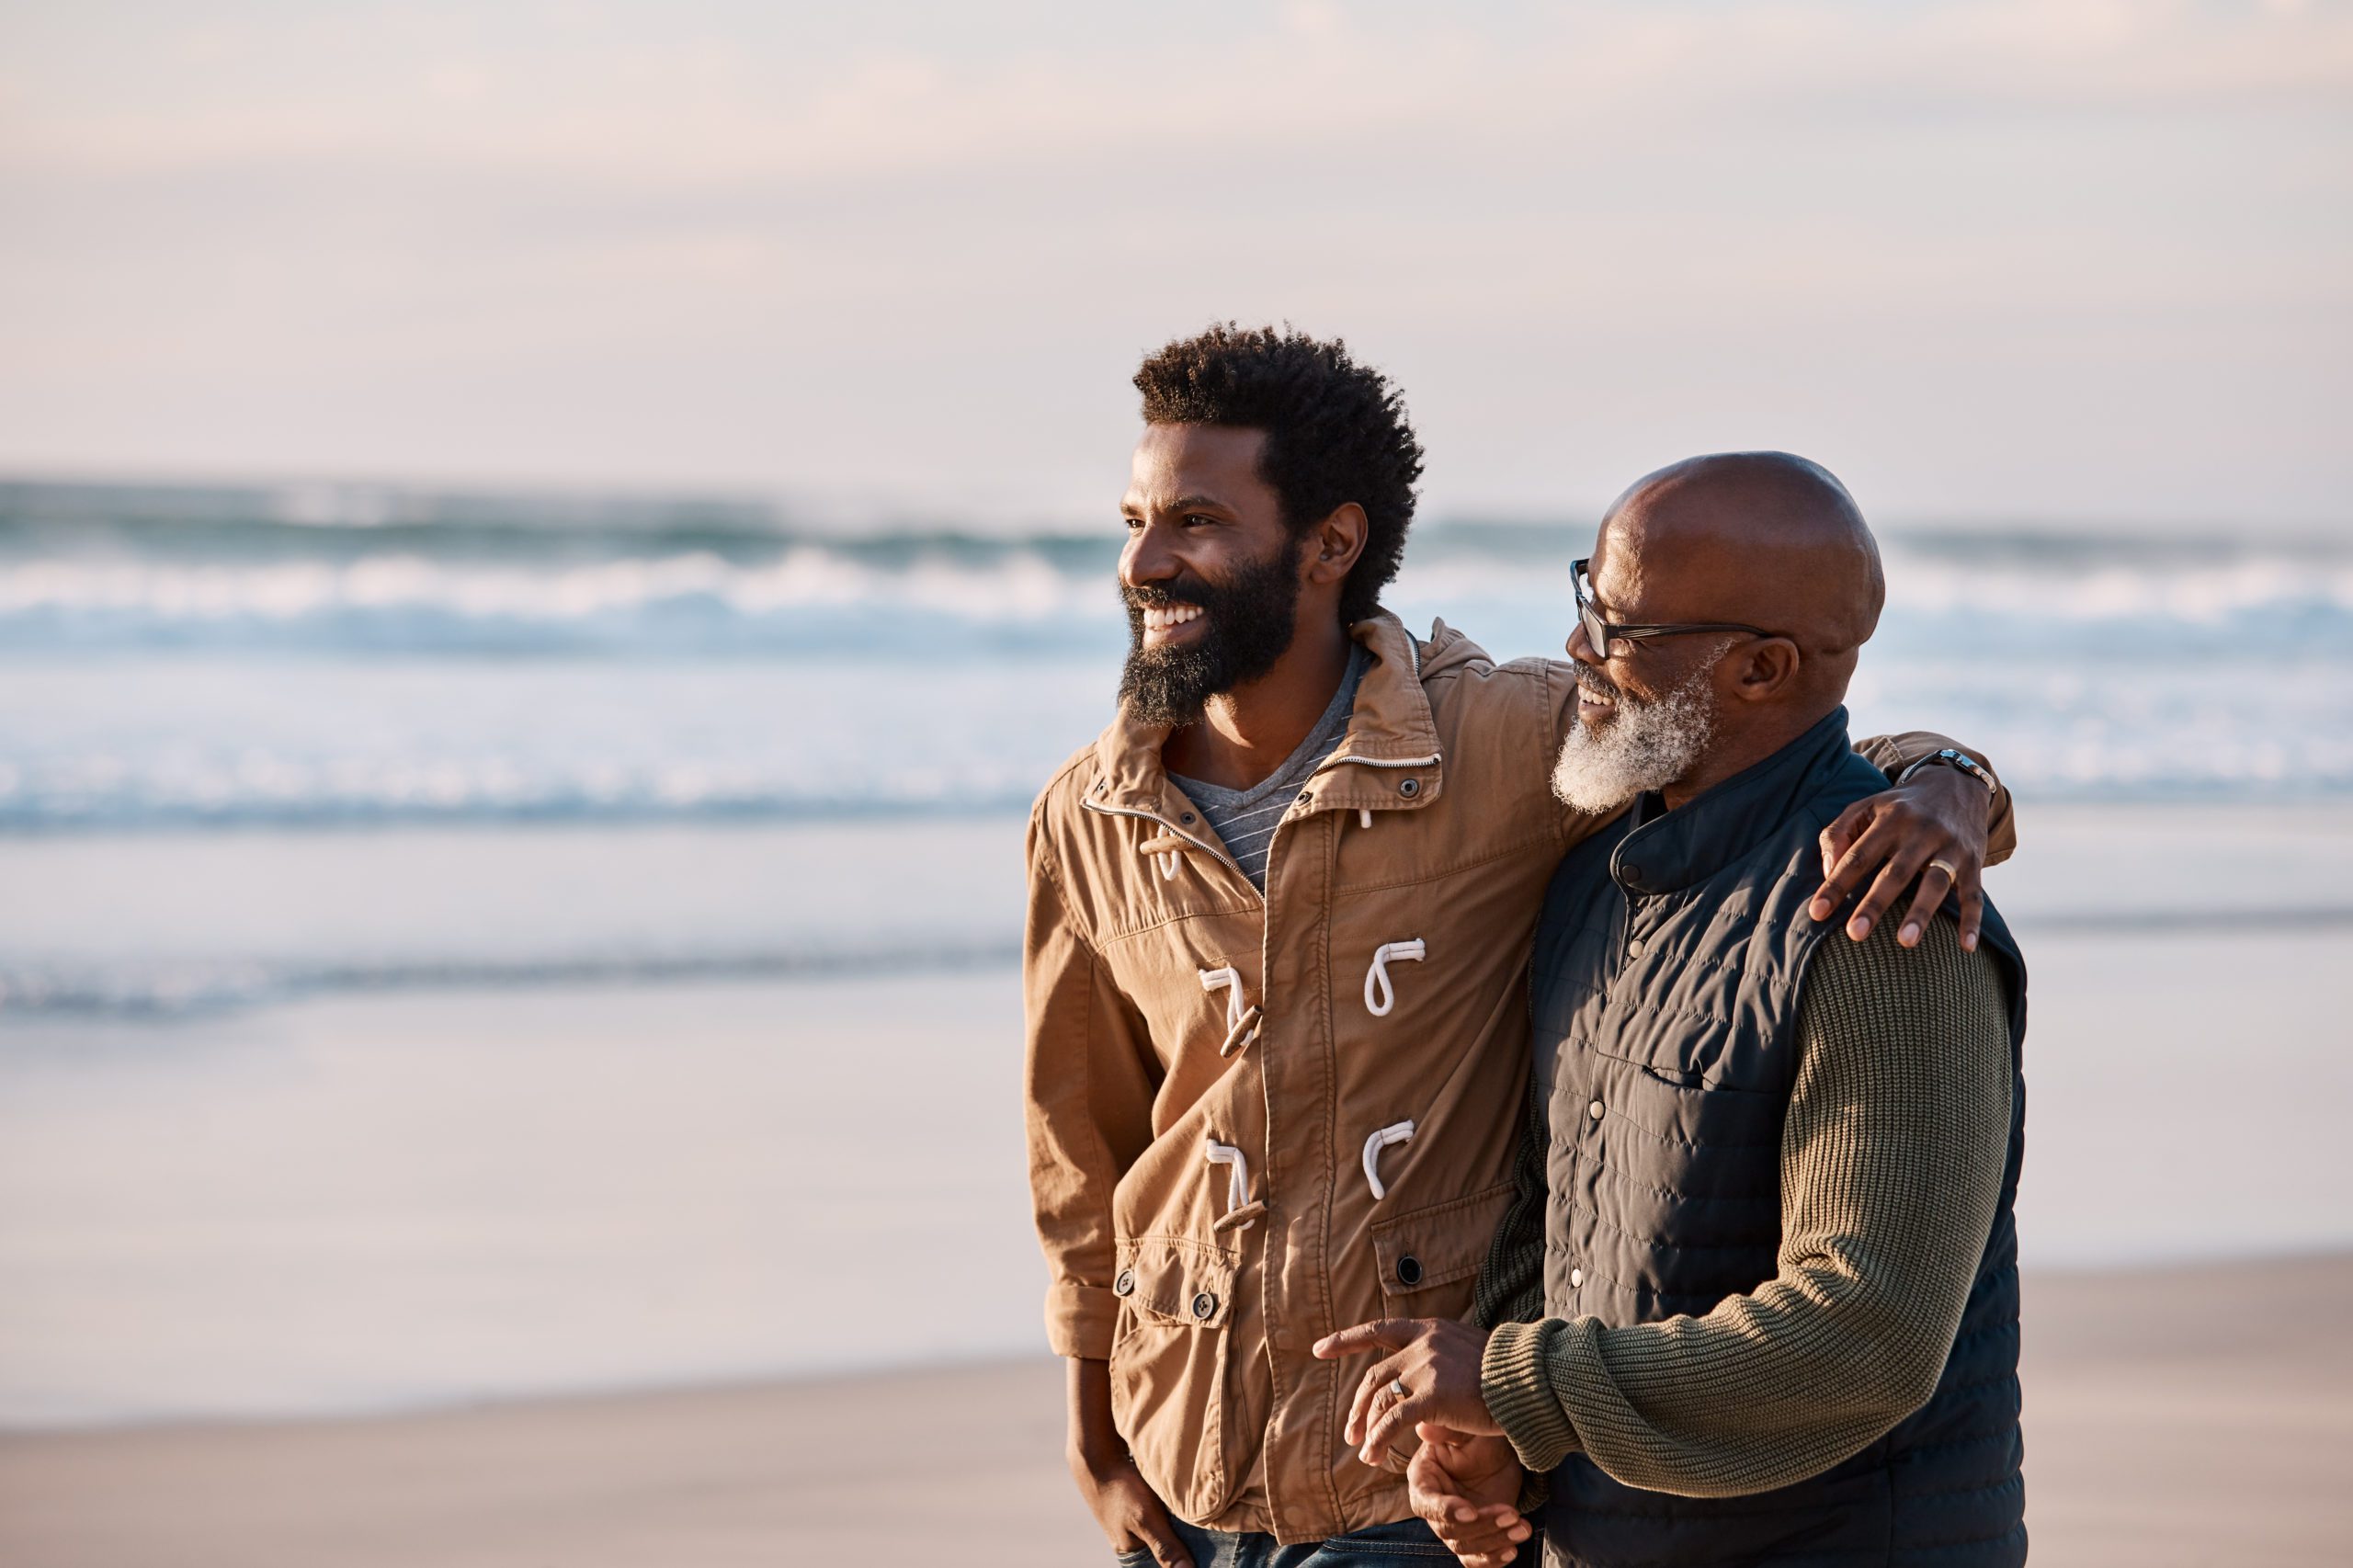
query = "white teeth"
xmin=1143 ymin=604 xmax=1203 ymax=632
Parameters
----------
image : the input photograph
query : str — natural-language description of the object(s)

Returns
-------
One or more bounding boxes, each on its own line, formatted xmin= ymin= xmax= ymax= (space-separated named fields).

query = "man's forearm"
xmin=1066 ymin=1356 xmax=1120 ymax=1471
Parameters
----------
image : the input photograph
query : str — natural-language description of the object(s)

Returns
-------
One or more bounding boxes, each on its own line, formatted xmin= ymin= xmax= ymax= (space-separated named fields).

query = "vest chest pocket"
xmin=1578 ymin=1056 xmax=1788 ymax=1255
xmin=1108 ymin=1236 xmax=1241 ymax=1523
xmin=1368 ymin=1182 xmax=1515 ymax=1314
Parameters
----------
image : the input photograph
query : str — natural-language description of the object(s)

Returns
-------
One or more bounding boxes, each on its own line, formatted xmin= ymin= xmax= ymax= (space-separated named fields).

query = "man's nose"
xmin=1120 ymin=518 xmax=1178 ymax=589
xmin=1565 ymin=617 xmax=1607 ymax=666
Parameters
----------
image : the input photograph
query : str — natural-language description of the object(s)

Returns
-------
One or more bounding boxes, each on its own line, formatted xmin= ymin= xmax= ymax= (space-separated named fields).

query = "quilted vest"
xmin=1529 ymin=708 xmax=2028 ymax=1568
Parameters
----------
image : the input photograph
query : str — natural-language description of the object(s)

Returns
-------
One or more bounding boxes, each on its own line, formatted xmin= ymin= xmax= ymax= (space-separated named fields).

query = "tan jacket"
xmin=1020 ymin=611 xmax=2008 ymax=1543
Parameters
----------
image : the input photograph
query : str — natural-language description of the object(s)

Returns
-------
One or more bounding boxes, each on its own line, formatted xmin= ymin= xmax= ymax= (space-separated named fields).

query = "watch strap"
xmin=1896 ymin=747 xmax=1997 ymax=797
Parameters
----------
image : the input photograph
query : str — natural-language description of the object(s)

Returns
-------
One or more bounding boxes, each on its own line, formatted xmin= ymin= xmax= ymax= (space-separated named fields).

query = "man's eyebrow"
xmin=1122 ymin=494 xmax=1233 ymax=517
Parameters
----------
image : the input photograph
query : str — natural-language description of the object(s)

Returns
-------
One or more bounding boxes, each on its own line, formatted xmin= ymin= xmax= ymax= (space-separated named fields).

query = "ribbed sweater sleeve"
xmin=1479 ymin=914 xmax=2014 ymax=1495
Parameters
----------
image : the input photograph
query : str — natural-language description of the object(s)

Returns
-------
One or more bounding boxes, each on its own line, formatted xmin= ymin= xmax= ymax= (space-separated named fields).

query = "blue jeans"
xmin=1114 ymin=1514 xmax=1470 ymax=1567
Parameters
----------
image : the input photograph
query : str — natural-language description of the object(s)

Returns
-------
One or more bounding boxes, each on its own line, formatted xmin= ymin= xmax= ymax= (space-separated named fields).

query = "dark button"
xmin=1113 ymin=1268 xmax=1136 ymax=1297
xmin=1398 ymin=778 xmax=1420 ymax=797
xmin=1190 ymin=1290 xmax=1219 ymax=1320
xmin=1395 ymin=1254 xmax=1424 ymax=1288
xmin=1620 ymin=862 xmax=1643 ymax=884
xmin=1180 ymin=812 xmax=1196 ymax=824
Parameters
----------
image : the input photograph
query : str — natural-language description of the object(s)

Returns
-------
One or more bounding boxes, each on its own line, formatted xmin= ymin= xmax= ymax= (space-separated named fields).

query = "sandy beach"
xmin=3 ymin=1253 xmax=2347 ymax=1566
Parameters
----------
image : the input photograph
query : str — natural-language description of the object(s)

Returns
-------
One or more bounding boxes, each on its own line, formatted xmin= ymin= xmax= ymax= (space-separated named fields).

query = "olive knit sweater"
xmin=1472 ymin=913 xmax=2015 ymax=1497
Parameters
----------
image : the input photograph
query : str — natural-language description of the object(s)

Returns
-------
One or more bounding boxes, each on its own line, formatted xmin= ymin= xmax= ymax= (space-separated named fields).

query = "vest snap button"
xmin=1180 ymin=812 xmax=1195 ymax=824
xmin=1190 ymin=1290 xmax=1218 ymax=1320
xmin=1569 ymin=1267 xmax=1585 ymax=1289
xmin=1627 ymin=937 xmax=1646 ymax=957
xmin=1398 ymin=778 xmax=1420 ymax=798
xmin=1113 ymin=1267 xmax=1137 ymax=1297
xmin=1395 ymin=1254 xmax=1424 ymax=1288
xmin=1587 ymin=1099 xmax=1604 ymax=1121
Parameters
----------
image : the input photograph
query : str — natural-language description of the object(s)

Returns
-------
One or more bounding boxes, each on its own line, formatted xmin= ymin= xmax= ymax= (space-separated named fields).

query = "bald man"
xmin=1315 ymin=454 xmax=2029 ymax=1568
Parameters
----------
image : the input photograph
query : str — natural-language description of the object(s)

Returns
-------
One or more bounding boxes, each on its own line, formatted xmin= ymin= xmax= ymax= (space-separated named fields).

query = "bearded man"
xmin=1024 ymin=330 xmax=2015 ymax=1568
xmin=1317 ymin=454 xmax=2029 ymax=1568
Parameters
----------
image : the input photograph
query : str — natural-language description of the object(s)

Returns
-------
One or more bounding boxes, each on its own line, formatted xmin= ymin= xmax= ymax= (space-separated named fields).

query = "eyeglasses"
xmin=1572 ymin=558 xmax=1779 ymax=659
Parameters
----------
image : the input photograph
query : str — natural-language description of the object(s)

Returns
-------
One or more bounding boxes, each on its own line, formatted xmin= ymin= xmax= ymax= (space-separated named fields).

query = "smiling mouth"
xmin=1141 ymin=602 xmax=1205 ymax=639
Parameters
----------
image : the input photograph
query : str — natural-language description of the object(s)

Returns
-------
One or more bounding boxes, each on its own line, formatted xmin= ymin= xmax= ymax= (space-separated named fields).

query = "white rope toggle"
xmin=1139 ymin=834 xmax=1188 ymax=882
xmin=1358 ymin=808 xmax=1372 ymax=829
xmin=1364 ymin=938 xmax=1427 ymax=1017
xmin=1362 ymin=1120 xmax=1415 ymax=1201
xmin=1205 ymin=1139 xmax=1255 ymax=1227
xmin=1199 ymin=966 xmax=1261 ymax=1055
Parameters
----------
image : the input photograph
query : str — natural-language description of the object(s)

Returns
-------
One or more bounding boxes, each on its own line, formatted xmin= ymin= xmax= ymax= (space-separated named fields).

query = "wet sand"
xmin=4 ymin=1254 xmax=2347 ymax=1567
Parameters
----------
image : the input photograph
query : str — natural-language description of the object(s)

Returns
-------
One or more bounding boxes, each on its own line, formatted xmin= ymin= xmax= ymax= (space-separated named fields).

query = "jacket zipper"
xmin=1079 ymin=796 xmax=1264 ymax=903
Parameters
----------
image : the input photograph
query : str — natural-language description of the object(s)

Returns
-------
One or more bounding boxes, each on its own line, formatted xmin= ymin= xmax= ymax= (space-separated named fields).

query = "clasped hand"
xmin=1313 ymin=1317 xmax=1533 ymax=1565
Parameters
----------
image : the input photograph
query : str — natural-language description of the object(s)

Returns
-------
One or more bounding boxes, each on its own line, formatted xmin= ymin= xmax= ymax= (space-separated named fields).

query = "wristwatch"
xmin=1896 ymin=747 xmax=1998 ymax=798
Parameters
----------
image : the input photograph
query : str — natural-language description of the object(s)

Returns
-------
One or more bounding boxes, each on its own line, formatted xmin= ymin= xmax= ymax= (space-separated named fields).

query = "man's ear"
xmin=1304 ymin=502 xmax=1370 ymax=586
xmin=1729 ymin=636 xmax=1802 ymax=703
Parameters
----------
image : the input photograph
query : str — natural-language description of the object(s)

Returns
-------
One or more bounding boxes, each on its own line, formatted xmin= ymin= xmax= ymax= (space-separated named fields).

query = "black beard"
xmin=1117 ymin=544 xmax=1305 ymax=727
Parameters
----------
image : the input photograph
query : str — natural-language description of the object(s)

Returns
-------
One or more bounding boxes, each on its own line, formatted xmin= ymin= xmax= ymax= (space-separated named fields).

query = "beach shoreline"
xmin=4 ymin=1253 xmax=2347 ymax=1566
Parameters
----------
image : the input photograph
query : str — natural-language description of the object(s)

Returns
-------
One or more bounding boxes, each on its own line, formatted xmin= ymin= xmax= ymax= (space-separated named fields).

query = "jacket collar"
xmin=1086 ymin=609 xmax=1444 ymax=820
xmin=1610 ymin=706 xmax=1858 ymax=897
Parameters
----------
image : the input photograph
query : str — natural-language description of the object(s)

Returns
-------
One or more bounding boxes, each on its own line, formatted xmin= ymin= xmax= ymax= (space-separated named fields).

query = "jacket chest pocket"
xmin=1368 ymin=1182 xmax=1515 ymax=1315
xmin=1108 ymin=1237 xmax=1242 ymax=1523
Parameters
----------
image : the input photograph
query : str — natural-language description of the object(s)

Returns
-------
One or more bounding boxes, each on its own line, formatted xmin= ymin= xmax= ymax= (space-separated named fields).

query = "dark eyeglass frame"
xmin=1572 ymin=558 xmax=1779 ymax=657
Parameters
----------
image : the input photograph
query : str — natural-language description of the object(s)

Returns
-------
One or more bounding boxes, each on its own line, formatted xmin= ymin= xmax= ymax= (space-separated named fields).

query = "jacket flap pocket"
xmin=1116 ymin=1236 xmax=1238 ymax=1328
xmin=1368 ymin=1181 xmax=1515 ymax=1297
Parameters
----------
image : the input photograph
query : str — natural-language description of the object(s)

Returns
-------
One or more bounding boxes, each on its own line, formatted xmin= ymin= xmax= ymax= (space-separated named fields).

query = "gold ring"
xmin=1927 ymin=859 xmax=1959 ymax=881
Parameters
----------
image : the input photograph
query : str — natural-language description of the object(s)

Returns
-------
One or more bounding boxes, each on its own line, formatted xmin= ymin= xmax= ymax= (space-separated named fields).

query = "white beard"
xmin=1551 ymin=663 xmax=1721 ymax=813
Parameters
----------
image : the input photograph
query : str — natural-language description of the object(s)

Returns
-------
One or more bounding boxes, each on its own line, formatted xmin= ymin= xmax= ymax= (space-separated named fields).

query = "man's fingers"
xmin=1811 ymin=802 xmax=1878 ymax=919
xmin=1132 ymin=1518 xmax=1191 ymax=1568
xmin=1313 ymin=1320 xmax=1413 ymax=1360
xmin=1893 ymin=859 xmax=1955 ymax=949
xmin=1359 ymin=1390 xmax=1430 ymax=1464
xmin=1413 ymin=1486 xmax=1516 ymax=1539
xmin=1957 ymin=864 xmax=1984 ymax=952
xmin=1435 ymin=1523 xmax=1522 ymax=1560
xmin=1844 ymin=836 xmax=1936 ymax=941
xmin=1818 ymin=801 xmax=1872 ymax=882
xmin=1346 ymin=1354 xmax=1406 ymax=1448
xmin=1422 ymin=1501 xmax=1523 ymax=1559
xmin=1813 ymin=811 xmax=1904 ymax=924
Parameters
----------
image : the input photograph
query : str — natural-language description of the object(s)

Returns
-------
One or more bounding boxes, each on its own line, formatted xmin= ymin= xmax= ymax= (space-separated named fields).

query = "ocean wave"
xmin=0 ymin=779 xmax=1041 ymax=833
xmin=0 ymin=549 xmax=1130 ymax=655
xmin=3 ymin=544 xmax=2351 ymax=657
xmin=7 ymin=476 xmax=2353 ymax=658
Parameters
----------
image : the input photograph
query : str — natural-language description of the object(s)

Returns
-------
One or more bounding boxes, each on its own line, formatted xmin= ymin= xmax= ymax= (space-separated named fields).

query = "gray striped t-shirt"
xmin=1168 ymin=644 xmax=1370 ymax=892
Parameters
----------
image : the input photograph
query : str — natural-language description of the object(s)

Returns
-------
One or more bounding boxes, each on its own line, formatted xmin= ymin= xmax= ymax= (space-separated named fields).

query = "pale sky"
xmin=2 ymin=1 xmax=2347 ymax=529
